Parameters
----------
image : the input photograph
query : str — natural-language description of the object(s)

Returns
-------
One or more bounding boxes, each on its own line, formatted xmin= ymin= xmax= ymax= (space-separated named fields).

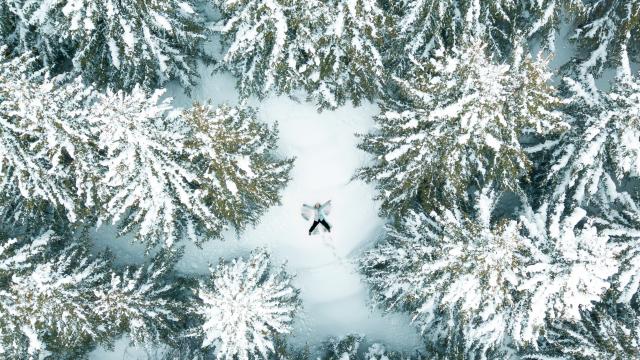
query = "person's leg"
xmin=309 ymin=221 xmax=320 ymax=234
xmin=319 ymin=219 xmax=331 ymax=232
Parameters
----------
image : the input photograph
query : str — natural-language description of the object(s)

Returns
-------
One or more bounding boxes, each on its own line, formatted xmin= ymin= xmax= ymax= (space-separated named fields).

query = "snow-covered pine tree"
xmin=364 ymin=342 xmax=422 ymax=360
xmin=195 ymin=249 xmax=301 ymax=360
xmin=94 ymin=87 xmax=215 ymax=249
xmin=604 ymin=203 xmax=640 ymax=306
xmin=95 ymin=92 xmax=292 ymax=248
xmin=540 ymin=62 xmax=640 ymax=224
xmin=94 ymin=249 xmax=185 ymax=347
xmin=0 ymin=0 xmax=70 ymax=71
xmin=356 ymin=39 xmax=564 ymax=214
xmin=213 ymin=0 xmax=387 ymax=109
xmin=301 ymin=0 xmax=387 ymax=109
xmin=1 ymin=0 xmax=206 ymax=90
xmin=395 ymin=0 xmax=509 ymax=61
xmin=394 ymin=0 xmax=581 ymax=64
xmin=524 ymin=0 xmax=583 ymax=55
xmin=0 ymin=231 xmax=112 ymax=357
xmin=62 ymin=0 xmax=206 ymax=90
xmin=359 ymin=192 xmax=528 ymax=358
xmin=514 ymin=202 xmax=620 ymax=347
xmin=212 ymin=0 xmax=300 ymax=99
xmin=0 ymin=231 xmax=56 ymax=359
xmin=321 ymin=334 xmax=363 ymax=360
xmin=570 ymin=0 xmax=640 ymax=79
xmin=182 ymin=102 xmax=293 ymax=232
xmin=525 ymin=302 xmax=640 ymax=360
xmin=359 ymin=191 xmax=620 ymax=357
xmin=0 ymin=50 xmax=98 ymax=231
xmin=0 ymin=230 xmax=184 ymax=358
xmin=535 ymin=57 xmax=640 ymax=308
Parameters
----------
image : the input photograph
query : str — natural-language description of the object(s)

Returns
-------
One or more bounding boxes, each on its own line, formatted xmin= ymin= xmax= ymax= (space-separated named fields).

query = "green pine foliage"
xmin=359 ymin=191 xmax=622 ymax=358
xmin=322 ymin=334 xmax=363 ymax=360
xmin=213 ymin=0 xmax=388 ymax=109
xmin=1 ymin=52 xmax=293 ymax=248
xmin=0 ymin=50 xmax=98 ymax=230
xmin=394 ymin=0 xmax=582 ymax=65
xmin=356 ymin=39 xmax=564 ymax=214
xmin=194 ymin=249 xmax=301 ymax=360
xmin=96 ymin=94 xmax=293 ymax=248
xmin=0 ymin=0 xmax=207 ymax=90
xmin=301 ymin=0 xmax=387 ymax=109
xmin=541 ymin=65 xmax=640 ymax=218
xmin=182 ymin=102 xmax=294 ymax=232
xmin=525 ymin=302 xmax=640 ymax=360
xmin=570 ymin=0 xmax=640 ymax=79
xmin=0 ymin=230 xmax=184 ymax=358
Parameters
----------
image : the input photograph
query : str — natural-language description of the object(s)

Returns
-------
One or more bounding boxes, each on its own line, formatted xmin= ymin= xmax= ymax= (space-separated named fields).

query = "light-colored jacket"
xmin=302 ymin=201 xmax=331 ymax=221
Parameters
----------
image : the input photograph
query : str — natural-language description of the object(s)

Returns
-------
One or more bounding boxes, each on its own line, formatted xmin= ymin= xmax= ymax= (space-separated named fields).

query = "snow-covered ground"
xmin=89 ymin=66 xmax=424 ymax=358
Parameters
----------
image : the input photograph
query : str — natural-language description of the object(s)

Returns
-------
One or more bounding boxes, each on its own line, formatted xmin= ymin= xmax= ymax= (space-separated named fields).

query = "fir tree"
xmin=93 ymin=87 xmax=215 ymax=249
xmin=213 ymin=0 xmax=387 ymax=109
xmin=359 ymin=192 xmax=527 ymax=358
xmin=541 ymin=64 xmax=640 ymax=219
xmin=2 ymin=51 xmax=292 ymax=247
xmin=0 ymin=230 xmax=184 ymax=358
xmin=213 ymin=0 xmax=297 ymax=99
xmin=0 ymin=231 xmax=111 ymax=357
xmin=182 ymin=102 xmax=293 ymax=232
xmin=524 ymin=0 xmax=583 ymax=55
xmin=0 ymin=50 xmax=98 ymax=230
xmin=195 ymin=249 xmax=301 ymax=360
xmin=302 ymin=0 xmax=387 ymax=109
xmin=0 ymin=0 xmax=206 ymax=90
xmin=394 ymin=0 xmax=581 ymax=63
xmin=322 ymin=334 xmax=363 ymax=360
xmin=537 ymin=59 xmax=640 ymax=308
xmin=359 ymin=192 xmax=619 ymax=357
xmin=570 ymin=0 xmax=640 ymax=79
xmin=356 ymin=40 xmax=564 ymax=214
xmin=93 ymin=249 xmax=185 ymax=347
xmin=95 ymin=92 xmax=293 ymax=248
xmin=515 ymin=202 xmax=620 ymax=346
xmin=525 ymin=302 xmax=640 ymax=360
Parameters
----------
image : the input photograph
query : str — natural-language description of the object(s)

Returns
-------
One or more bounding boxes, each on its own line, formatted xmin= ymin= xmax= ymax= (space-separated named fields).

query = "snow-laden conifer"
xmin=542 ymin=65 xmax=640 ymax=217
xmin=525 ymin=303 xmax=640 ymax=360
xmin=0 ymin=50 xmax=97 ymax=228
xmin=322 ymin=334 xmax=363 ymax=360
xmin=182 ymin=102 xmax=293 ymax=231
xmin=571 ymin=0 xmax=640 ymax=78
xmin=302 ymin=0 xmax=386 ymax=109
xmin=360 ymin=192 xmax=619 ymax=357
xmin=359 ymin=192 xmax=528 ymax=358
xmin=195 ymin=249 xmax=301 ymax=360
xmin=0 ymin=231 xmax=111 ymax=357
xmin=94 ymin=87 xmax=214 ymax=249
xmin=1 ymin=50 xmax=292 ymax=247
xmin=95 ymin=93 xmax=292 ymax=248
xmin=514 ymin=203 xmax=620 ymax=346
xmin=0 ymin=230 xmax=183 ymax=358
xmin=213 ymin=0 xmax=297 ymax=99
xmin=213 ymin=0 xmax=387 ymax=109
xmin=357 ymin=40 xmax=564 ymax=214
xmin=94 ymin=249 xmax=184 ymax=347
xmin=396 ymin=0 xmax=581 ymax=62
xmin=1 ymin=0 xmax=206 ymax=90
xmin=535 ymin=59 xmax=640 ymax=308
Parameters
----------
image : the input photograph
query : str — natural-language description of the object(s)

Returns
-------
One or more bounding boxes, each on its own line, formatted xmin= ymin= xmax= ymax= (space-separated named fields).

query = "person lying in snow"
xmin=301 ymin=200 xmax=331 ymax=235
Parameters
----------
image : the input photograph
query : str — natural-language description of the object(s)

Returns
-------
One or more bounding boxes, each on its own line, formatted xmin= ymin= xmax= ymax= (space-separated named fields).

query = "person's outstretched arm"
xmin=302 ymin=204 xmax=314 ymax=209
